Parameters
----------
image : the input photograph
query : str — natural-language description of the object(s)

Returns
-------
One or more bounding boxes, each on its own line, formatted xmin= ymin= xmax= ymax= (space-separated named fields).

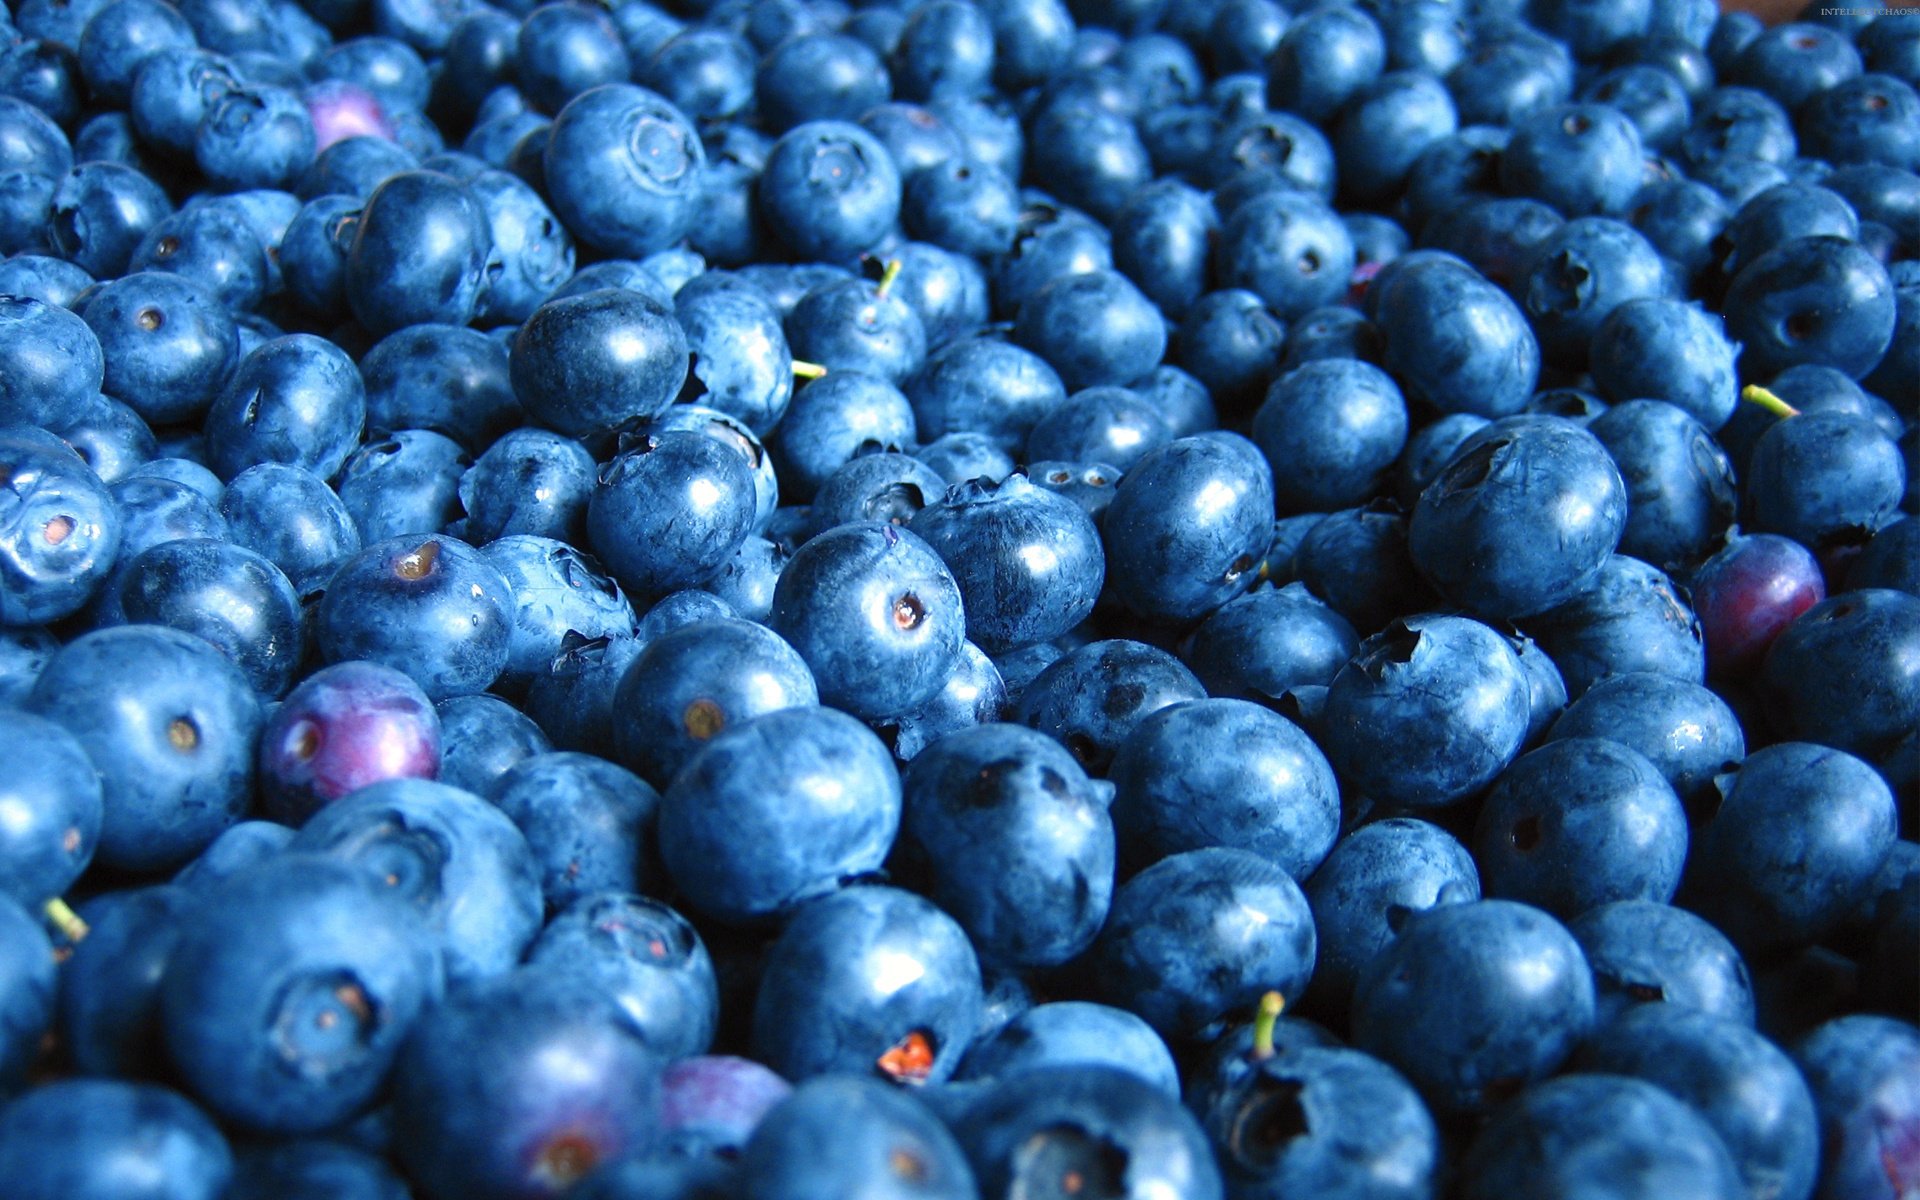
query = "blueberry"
xmin=752 ymin=884 xmax=982 ymax=1085
xmin=1688 ymin=530 xmax=1828 ymax=680
xmin=525 ymin=892 xmax=716 ymax=1061
xmin=1683 ymin=742 xmax=1899 ymax=954
xmin=511 ymin=287 xmax=689 ymax=440
xmin=1353 ymin=899 xmax=1595 ymax=1117
xmin=1374 ymin=257 xmax=1539 ymax=419
xmin=434 ymin=692 xmax=551 ymax=795
xmin=1791 ymin=1015 xmax=1920 ymax=1200
xmin=676 ymin=285 xmax=795 ymax=436
xmin=759 ymin=120 xmax=901 ymax=264
xmin=160 ymin=854 xmax=442 ymax=1133
xmin=611 ymin=617 xmax=818 ymax=789
xmin=768 ymin=521 xmax=966 ymax=720
xmin=1568 ymin=898 xmax=1755 ymax=1026
xmin=1724 ymin=236 xmax=1897 ymax=381
xmin=292 ymin=778 xmax=542 ymax=984
xmin=0 ymin=1078 xmax=232 ymax=1200
xmin=659 ymin=706 xmax=900 ymax=925
xmin=1456 ymin=1074 xmax=1744 ymax=1200
xmin=898 ymin=721 xmax=1114 ymax=968
xmin=1744 ymin=410 xmax=1905 ymax=555
xmin=219 ymin=462 xmax=360 ymax=597
xmin=204 ymin=333 xmax=366 ymax=483
xmin=1095 ymin=847 xmax=1316 ymax=1040
xmin=787 ymin=270 xmax=929 ymax=386
xmin=656 ymin=1054 xmax=791 ymax=1161
xmin=1013 ymin=638 xmax=1206 ymax=773
xmin=315 ymin=533 xmax=515 ymax=701
xmin=1577 ymin=1005 xmax=1818 ymax=1200
xmin=459 ymin=428 xmax=596 ymax=545
xmin=542 ymin=84 xmax=704 ymax=260
xmin=953 ymin=1065 xmax=1223 ymax=1200
xmin=225 ymin=1139 xmax=414 ymax=1200
xmin=736 ymin=1076 xmax=976 ymax=1199
xmin=391 ymin=967 xmax=666 ymax=1200
xmin=1761 ymin=589 xmax=1920 ymax=762
xmin=29 ymin=625 xmax=259 ymax=873
xmin=0 ymin=892 xmax=54 ymax=1093
xmin=489 ymin=755 xmax=658 ymax=913
xmin=0 ymin=425 xmax=121 ymax=626
xmin=112 ymin=536 xmax=307 ymax=697
xmin=960 ymin=1001 xmax=1178 ymax=1096
xmin=904 ymin=335 xmax=1066 ymax=454
xmin=1101 ymin=433 xmax=1273 ymax=624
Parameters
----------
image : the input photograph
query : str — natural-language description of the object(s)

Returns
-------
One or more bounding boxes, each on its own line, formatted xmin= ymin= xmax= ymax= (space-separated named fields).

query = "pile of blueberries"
xmin=0 ymin=0 xmax=1916 ymax=1192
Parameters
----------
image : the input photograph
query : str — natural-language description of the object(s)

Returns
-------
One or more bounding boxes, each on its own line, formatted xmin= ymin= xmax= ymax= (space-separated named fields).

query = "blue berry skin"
xmin=1111 ymin=699 xmax=1338 ymax=882
xmin=1095 ymin=847 xmax=1316 ymax=1040
xmin=1197 ymin=1045 xmax=1437 ymax=1200
xmin=756 ymin=30 xmax=891 ymax=131
xmin=195 ymin=84 xmax=316 ymax=191
xmin=524 ymin=632 xmax=646 ymax=756
xmin=391 ymin=966 xmax=666 ymax=1200
xmin=916 ymin=432 xmax=1015 ymax=487
xmin=898 ymin=722 xmax=1114 ymax=969
xmin=77 ymin=0 xmax=197 ymax=107
xmin=336 ymin=429 xmax=469 ymax=544
xmin=1583 ymin=62 xmax=1692 ymax=152
xmin=293 ymin=778 xmax=542 ymax=986
xmin=0 ymin=708 xmax=98 ymax=911
xmin=28 ymin=625 xmax=259 ymax=874
xmin=1216 ymin=190 xmax=1355 ymax=321
xmin=0 ymin=626 xmax=56 ymax=706
xmin=1013 ymin=268 xmax=1167 ymax=393
xmin=1570 ymin=899 xmax=1755 ymax=1027
xmin=1266 ymin=2 xmax=1382 ymax=122
xmin=1473 ymin=738 xmax=1689 ymax=919
xmin=1324 ymin=614 xmax=1532 ymax=811
xmin=677 ymin=286 xmax=794 ymax=436
xmin=1187 ymin=581 xmax=1356 ymax=703
xmin=585 ymin=431 xmax=756 ymax=604
xmin=435 ymin=694 xmax=552 ymax=796
xmin=1762 ymin=589 xmax=1920 ymax=767
xmin=0 ymin=255 xmax=92 ymax=307
xmin=57 ymin=885 xmax=192 ymax=1079
xmin=316 ymin=534 xmax=515 ymax=702
xmin=541 ymin=84 xmax=703 ymax=259
xmin=992 ymin=204 xmax=1111 ymax=319
xmin=1629 ymin=178 xmax=1732 ymax=287
xmin=1792 ymin=1015 xmax=1920 ymax=1200
xmin=219 ymin=462 xmax=359 ymax=597
xmin=481 ymin=535 xmax=637 ymax=690
xmin=962 ymin=1001 xmax=1178 ymax=1098
xmin=525 ymin=892 xmax=717 ymax=1062
xmin=113 ymin=537 xmax=306 ymax=698
xmin=0 ymin=893 xmax=54 ymax=1094
xmin=878 ymin=637 xmax=1007 ymax=760
xmin=1849 ymin=517 xmax=1920 ymax=597
xmin=623 ymin=404 xmax=780 ymax=535
xmin=0 ymin=1078 xmax=233 ymax=1200
xmin=224 ymin=1139 xmax=414 ymax=1200
xmin=1526 ymin=553 xmax=1707 ymax=700
xmin=1724 ymin=236 xmax=1897 ymax=381
xmin=48 ymin=160 xmax=174 ymax=279
xmin=787 ymin=273 xmax=928 ymax=386
xmin=1718 ymin=183 xmax=1860 ymax=283
xmin=204 ymin=333 xmax=366 ymax=483
xmin=1374 ymin=257 xmax=1539 ymax=419
xmin=769 ymin=522 xmax=966 ymax=720
xmin=904 ymin=156 xmax=1020 ymax=260
xmin=1410 ymin=418 xmax=1628 ymax=620
xmin=171 ymin=822 xmax=295 ymax=892
xmin=489 ymin=754 xmax=658 ymax=914
xmin=1590 ymin=399 xmax=1737 ymax=573
xmin=1578 ymin=1005 xmax=1818 ymax=1200
xmin=760 ymin=120 xmax=901 ymax=264
xmin=338 ymin=170 xmax=489 ymax=337
xmin=1024 ymin=385 xmax=1168 ymax=473
xmin=1101 ymin=433 xmax=1274 ymax=625
xmin=1589 ymin=297 xmax=1741 ymax=431
xmin=1548 ymin=672 xmax=1746 ymax=814
xmin=1501 ymin=102 xmax=1647 ymax=218
xmin=752 ymin=885 xmax=982 ymax=1085
xmin=511 ymin=288 xmax=689 ymax=440
xmin=1746 ymin=411 xmax=1906 ymax=555
xmin=1301 ymin=816 xmax=1480 ymax=1015
xmin=909 ymin=472 xmax=1104 ymax=654
xmin=957 ymin=1065 xmax=1221 ymax=1199
xmin=1253 ymin=358 xmax=1408 ymax=515
xmin=1685 ymin=743 xmax=1899 ymax=956
xmin=904 ymin=336 xmax=1066 ymax=454
xmin=79 ymin=271 xmax=236 ymax=427
xmin=1014 ymin=639 xmax=1206 ymax=773
xmin=1355 ymin=899 xmax=1595 ymax=1118
xmin=737 ymin=1077 xmax=976 ymax=1200
xmin=1291 ymin=503 xmax=1432 ymax=636
xmin=1521 ymin=217 xmax=1671 ymax=373
xmin=660 ymin=706 xmax=900 ymax=925
xmin=460 ymin=428 xmax=596 ymax=545
xmin=611 ymin=617 xmax=819 ymax=790
xmin=1111 ymin=178 xmax=1217 ymax=321
xmin=1025 ymin=98 xmax=1151 ymax=225
xmin=0 ymin=426 xmax=121 ymax=626
xmin=360 ymin=325 xmax=520 ymax=456
xmin=159 ymin=855 xmax=442 ymax=1135
xmin=1457 ymin=1074 xmax=1745 ymax=1200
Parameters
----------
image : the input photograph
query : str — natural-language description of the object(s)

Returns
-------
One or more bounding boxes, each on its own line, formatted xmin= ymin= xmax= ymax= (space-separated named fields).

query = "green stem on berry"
xmin=1741 ymin=384 xmax=1799 ymax=419
xmin=44 ymin=897 xmax=87 ymax=943
xmin=793 ymin=360 xmax=828 ymax=380
xmin=875 ymin=258 xmax=903 ymax=300
xmin=1250 ymin=991 xmax=1285 ymax=1061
